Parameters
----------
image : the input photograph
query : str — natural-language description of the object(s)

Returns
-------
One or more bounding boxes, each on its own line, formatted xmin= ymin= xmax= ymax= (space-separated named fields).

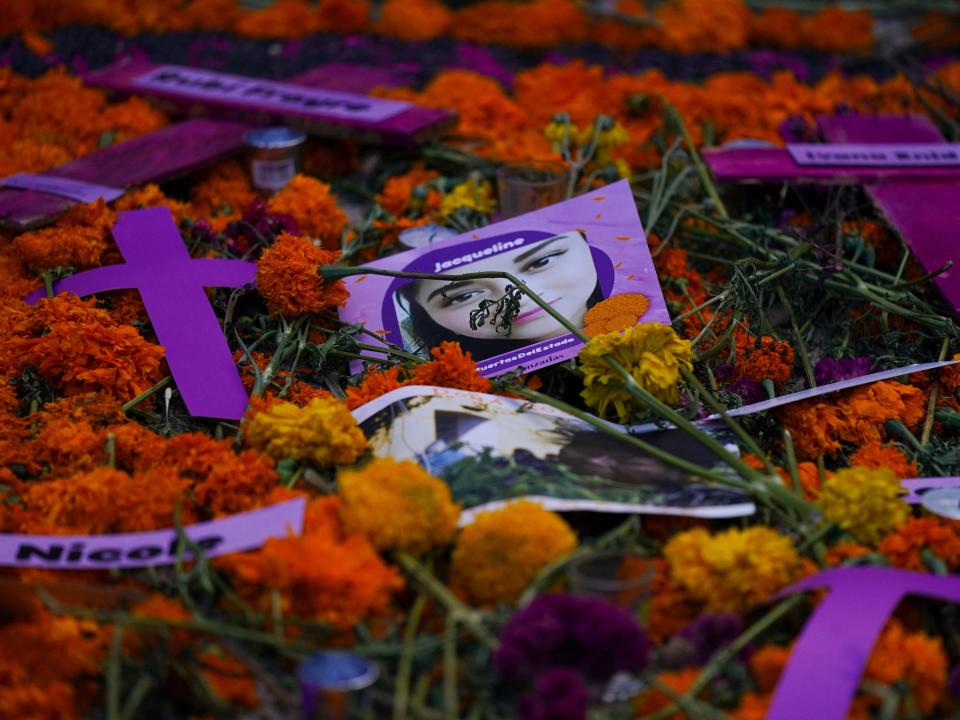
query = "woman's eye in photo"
xmin=439 ymin=288 xmax=486 ymax=306
xmin=521 ymin=249 xmax=567 ymax=273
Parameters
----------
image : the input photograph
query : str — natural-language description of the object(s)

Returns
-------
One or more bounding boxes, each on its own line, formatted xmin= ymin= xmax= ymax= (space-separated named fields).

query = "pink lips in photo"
xmin=513 ymin=298 xmax=559 ymax=324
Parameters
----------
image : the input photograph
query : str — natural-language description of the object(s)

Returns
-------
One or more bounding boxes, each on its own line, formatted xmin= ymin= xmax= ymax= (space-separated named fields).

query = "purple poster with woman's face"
xmin=338 ymin=180 xmax=670 ymax=376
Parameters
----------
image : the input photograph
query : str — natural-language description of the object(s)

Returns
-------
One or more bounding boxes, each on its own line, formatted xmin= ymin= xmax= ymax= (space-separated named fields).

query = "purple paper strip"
xmin=26 ymin=208 xmax=257 ymax=420
xmin=768 ymin=568 xmax=960 ymax=720
xmin=0 ymin=497 xmax=305 ymax=569
xmin=900 ymin=476 xmax=960 ymax=503
xmin=703 ymin=360 xmax=958 ymax=420
xmin=817 ymin=115 xmax=960 ymax=319
xmin=130 ymin=64 xmax=412 ymax=123
xmin=0 ymin=173 xmax=125 ymax=203
xmin=787 ymin=143 xmax=960 ymax=167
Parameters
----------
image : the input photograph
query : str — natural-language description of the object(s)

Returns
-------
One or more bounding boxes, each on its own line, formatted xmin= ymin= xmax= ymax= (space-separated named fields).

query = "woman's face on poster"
xmin=408 ymin=230 xmax=598 ymax=342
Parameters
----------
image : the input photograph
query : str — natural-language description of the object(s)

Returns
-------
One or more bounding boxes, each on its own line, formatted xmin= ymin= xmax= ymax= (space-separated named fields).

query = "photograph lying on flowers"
xmin=3 ymin=1 xmax=960 ymax=719
xmin=354 ymin=385 xmax=754 ymax=520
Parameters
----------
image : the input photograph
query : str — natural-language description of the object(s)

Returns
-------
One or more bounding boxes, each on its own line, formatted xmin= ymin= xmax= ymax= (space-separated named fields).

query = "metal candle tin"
xmin=244 ymin=126 xmax=307 ymax=196
xmin=298 ymin=651 xmax=379 ymax=719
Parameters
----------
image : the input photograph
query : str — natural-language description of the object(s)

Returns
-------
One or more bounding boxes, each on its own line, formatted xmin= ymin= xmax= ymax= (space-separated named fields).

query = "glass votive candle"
xmin=298 ymin=651 xmax=379 ymax=720
xmin=496 ymin=160 xmax=570 ymax=219
xmin=566 ymin=550 xmax=654 ymax=616
xmin=244 ymin=126 xmax=306 ymax=197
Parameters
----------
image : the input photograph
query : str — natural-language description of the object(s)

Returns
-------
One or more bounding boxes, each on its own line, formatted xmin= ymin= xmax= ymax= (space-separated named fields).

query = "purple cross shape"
xmin=768 ymin=568 xmax=960 ymax=720
xmin=26 ymin=207 xmax=257 ymax=420
xmin=704 ymin=113 xmax=960 ymax=316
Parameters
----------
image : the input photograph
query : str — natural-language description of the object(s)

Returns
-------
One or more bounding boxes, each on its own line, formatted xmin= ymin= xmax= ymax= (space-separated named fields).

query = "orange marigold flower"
xmin=375 ymin=164 xmax=441 ymax=217
xmin=825 ymin=540 xmax=873 ymax=567
xmin=749 ymin=644 xmax=791 ymax=693
xmin=19 ymin=466 xmax=193 ymax=534
xmin=408 ymin=341 xmax=492 ymax=393
xmin=803 ymin=7 xmax=873 ymax=53
xmin=13 ymin=293 xmax=165 ymax=402
xmin=11 ymin=199 xmax=115 ymax=270
xmin=256 ymin=231 xmax=348 ymax=317
xmin=345 ymin=365 xmax=405 ymax=410
xmin=850 ymin=440 xmax=917 ymax=479
xmin=113 ymin=183 xmax=192 ymax=223
xmin=582 ymin=293 xmax=650 ymax=337
xmin=749 ymin=7 xmax=804 ymax=49
xmin=217 ymin=496 xmax=403 ymax=628
xmin=267 ymin=175 xmax=347 ymax=248
xmin=375 ymin=0 xmax=452 ymax=41
xmin=647 ymin=558 xmax=700 ymax=644
xmin=734 ymin=335 xmax=794 ymax=388
xmin=244 ymin=397 xmax=367 ymax=469
xmin=864 ymin=621 xmax=947 ymax=715
xmin=878 ymin=516 xmax=960 ymax=572
xmin=0 ymin=608 xmax=111 ymax=720
xmin=450 ymin=500 xmax=576 ymax=605
xmin=338 ymin=458 xmax=461 ymax=554
xmin=779 ymin=381 xmax=927 ymax=460
xmin=190 ymin=159 xmax=257 ymax=219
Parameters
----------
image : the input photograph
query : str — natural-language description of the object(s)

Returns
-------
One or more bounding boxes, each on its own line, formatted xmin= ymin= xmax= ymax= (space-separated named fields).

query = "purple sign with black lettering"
xmin=0 ymin=497 xmax=305 ymax=569
xmin=130 ymin=64 xmax=411 ymax=123
xmin=788 ymin=143 xmax=960 ymax=167
xmin=337 ymin=180 xmax=670 ymax=376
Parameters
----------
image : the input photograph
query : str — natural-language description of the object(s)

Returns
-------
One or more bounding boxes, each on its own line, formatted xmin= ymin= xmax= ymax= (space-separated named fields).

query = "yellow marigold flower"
xmin=816 ymin=465 xmax=908 ymax=544
xmin=664 ymin=526 xmax=804 ymax=613
xmin=450 ymin=500 xmax=576 ymax=606
xmin=440 ymin=177 xmax=495 ymax=216
xmin=245 ymin=397 xmax=366 ymax=468
xmin=578 ymin=322 xmax=692 ymax=422
xmin=338 ymin=458 xmax=461 ymax=555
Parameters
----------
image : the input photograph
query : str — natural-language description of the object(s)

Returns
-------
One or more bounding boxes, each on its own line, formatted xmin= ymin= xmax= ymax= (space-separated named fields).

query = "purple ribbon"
xmin=768 ymin=568 xmax=960 ymax=720
xmin=26 ymin=207 xmax=257 ymax=419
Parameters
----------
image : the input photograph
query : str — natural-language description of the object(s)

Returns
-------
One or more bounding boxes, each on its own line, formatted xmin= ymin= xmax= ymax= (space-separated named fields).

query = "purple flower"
xmin=676 ymin=613 xmax=745 ymax=666
xmin=494 ymin=594 xmax=651 ymax=685
xmin=225 ymin=200 xmax=298 ymax=257
xmin=813 ymin=357 xmax=871 ymax=385
xmin=519 ymin=668 xmax=590 ymax=720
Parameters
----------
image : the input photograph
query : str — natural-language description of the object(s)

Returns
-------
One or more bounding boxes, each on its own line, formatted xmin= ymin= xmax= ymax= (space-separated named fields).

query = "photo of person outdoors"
xmin=393 ymin=229 xmax=608 ymax=361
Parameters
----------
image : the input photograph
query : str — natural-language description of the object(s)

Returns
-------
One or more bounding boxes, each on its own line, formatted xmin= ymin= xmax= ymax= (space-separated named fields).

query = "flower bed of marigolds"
xmin=3 ymin=1 xmax=960 ymax=719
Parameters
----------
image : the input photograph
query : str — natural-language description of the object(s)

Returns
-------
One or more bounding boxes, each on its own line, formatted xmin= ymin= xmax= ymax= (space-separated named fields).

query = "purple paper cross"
xmin=26 ymin=207 xmax=256 ymax=420
xmin=704 ymin=114 xmax=960 ymax=316
xmin=768 ymin=568 xmax=960 ymax=720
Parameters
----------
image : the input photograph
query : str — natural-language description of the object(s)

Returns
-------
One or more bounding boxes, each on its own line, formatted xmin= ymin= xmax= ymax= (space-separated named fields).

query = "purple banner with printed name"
xmin=787 ymin=143 xmax=960 ymax=167
xmin=337 ymin=180 xmax=670 ymax=377
xmin=0 ymin=497 xmax=305 ymax=569
xmin=130 ymin=64 xmax=411 ymax=123
xmin=0 ymin=173 xmax=125 ymax=203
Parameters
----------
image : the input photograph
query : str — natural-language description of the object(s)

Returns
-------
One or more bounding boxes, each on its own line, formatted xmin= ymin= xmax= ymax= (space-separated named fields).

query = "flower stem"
xmin=393 ymin=551 xmax=497 ymax=649
xmin=121 ymin=376 xmax=172 ymax=413
xmin=394 ymin=594 xmax=427 ymax=720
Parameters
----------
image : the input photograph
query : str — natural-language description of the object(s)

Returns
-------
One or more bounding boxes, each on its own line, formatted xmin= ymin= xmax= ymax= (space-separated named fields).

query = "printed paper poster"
xmin=338 ymin=180 xmax=670 ymax=376
xmin=352 ymin=386 xmax=755 ymax=522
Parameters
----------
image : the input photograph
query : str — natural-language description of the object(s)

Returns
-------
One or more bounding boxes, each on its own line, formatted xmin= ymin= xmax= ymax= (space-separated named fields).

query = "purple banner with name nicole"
xmin=130 ymin=64 xmax=411 ymax=123
xmin=0 ymin=498 xmax=305 ymax=570
xmin=338 ymin=180 xmax=670 ymax=377
xmin=0 ymin=172 xmax=125 ymax=203
xmin=788 ymin=142 xmax=960 ymax=167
